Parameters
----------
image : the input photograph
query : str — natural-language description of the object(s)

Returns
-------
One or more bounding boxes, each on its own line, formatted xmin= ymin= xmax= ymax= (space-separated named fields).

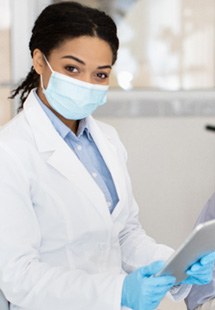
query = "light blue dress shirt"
xmin=34 ymin=90 xmax=119 ymax=213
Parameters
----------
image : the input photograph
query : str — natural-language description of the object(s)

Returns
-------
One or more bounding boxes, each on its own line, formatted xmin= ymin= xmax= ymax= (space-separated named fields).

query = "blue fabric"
xmin=185 ymin=193 xmax=215 ymax=310
xmin=34 ymin=90 xmax=119 ymax=213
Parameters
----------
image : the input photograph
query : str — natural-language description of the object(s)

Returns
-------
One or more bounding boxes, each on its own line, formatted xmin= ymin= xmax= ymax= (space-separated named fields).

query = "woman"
xmin=0 ymin=2 xmax=214 ymax=310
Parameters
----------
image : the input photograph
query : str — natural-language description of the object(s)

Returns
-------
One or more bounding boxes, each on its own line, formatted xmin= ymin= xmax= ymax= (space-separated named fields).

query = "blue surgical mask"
xmin=40 ymin=56 xmax=109 ymax=120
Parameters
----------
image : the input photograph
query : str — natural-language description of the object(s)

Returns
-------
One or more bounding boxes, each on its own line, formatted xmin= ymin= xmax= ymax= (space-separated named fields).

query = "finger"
xmin=189 ymin=262 xmax=201 ymax=272
xmin=156 ymin=276 xmax=176 ymax=287
xmin=186 ymin=271 xmax=213 ymax=284
xmin=189 ymin=278 xmax=209 ymax=285
xmin=180 ymin=276 xmax=205 ymax=285
xmin=187 ymin=269 xmax=211 ymax=277
xmin=188 ymin=262 xmax=214 ymax=274
xmin=146 ymin=275 xmax=176 ymax=287
xmin=139 ymin=260 xmax=165 ymax=277
xmin=150 ymin=284 xmax=175 ymax=295
xmin=200 ymin=252 xmax=215 ymax=265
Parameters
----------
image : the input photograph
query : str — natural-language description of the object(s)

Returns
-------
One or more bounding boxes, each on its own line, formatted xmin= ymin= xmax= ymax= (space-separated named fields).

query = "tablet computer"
xmin=156 ymin=219 xmax=215 ymax=283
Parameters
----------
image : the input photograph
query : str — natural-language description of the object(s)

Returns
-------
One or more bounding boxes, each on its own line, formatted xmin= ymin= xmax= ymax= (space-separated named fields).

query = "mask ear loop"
xmin=43 ymin=54 xmax=54 ymax=73
xmin=40 ymin=54 xmax=54 ymax=90
xmin=40 ymin=75 xmax=45 ymax=90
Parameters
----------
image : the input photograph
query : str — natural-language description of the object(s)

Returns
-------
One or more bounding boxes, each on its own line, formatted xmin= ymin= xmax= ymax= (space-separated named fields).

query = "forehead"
xmin=49 ymin=36 xmax=113 ymax=65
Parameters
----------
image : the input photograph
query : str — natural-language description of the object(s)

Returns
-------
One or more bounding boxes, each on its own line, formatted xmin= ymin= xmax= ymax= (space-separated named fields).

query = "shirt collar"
xmin=33 ymin=89 xmax=92 ymax=141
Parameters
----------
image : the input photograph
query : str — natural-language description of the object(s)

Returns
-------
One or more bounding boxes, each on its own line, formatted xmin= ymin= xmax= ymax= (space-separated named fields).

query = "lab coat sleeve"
xmin=119 ymin=196 xmax=174 ymax=271
xmin=0 ymin=145 xmax=125 ymax=310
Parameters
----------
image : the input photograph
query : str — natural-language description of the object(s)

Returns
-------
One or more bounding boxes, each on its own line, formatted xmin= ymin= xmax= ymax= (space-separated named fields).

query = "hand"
xmin=180 ymin=252 xmax=215 ymax=285
xmin=121 ymin=261 xmax=176 ymax=310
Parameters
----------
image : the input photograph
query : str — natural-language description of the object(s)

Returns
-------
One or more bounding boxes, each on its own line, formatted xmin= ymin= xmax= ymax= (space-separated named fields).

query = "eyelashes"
xmin=64 ymin=65 xmax=110 ymax=81
xmin=96 ymin=72 xmax=109 ymax=79
xmin=65 ymin=65 xmax=78 ymax=73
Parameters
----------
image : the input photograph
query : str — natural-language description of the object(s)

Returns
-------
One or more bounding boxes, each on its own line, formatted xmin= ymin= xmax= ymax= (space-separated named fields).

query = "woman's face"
xmin=33 ymin=36 xmax=114 ymax=130
xmin=33 ymin=36 xmax=113 ymax=89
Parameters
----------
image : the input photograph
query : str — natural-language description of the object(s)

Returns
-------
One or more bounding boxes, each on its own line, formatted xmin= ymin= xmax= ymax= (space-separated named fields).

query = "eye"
xmin=96 ymin=72 xmax=109 ymax=80
xmin=65 ymin=65 xmax=79 ymax=73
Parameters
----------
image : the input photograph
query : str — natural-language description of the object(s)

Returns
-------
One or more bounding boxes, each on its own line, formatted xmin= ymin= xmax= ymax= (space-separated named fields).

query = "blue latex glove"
xmin=121 ymin=261 xmax=176 ymax=310
xmin=180 ymin=252 xmax=215 ymax=285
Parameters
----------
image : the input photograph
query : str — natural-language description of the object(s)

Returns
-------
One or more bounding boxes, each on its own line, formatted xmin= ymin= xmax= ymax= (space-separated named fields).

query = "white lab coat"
xmin=0 ymin=90 xmax=174 ymax=310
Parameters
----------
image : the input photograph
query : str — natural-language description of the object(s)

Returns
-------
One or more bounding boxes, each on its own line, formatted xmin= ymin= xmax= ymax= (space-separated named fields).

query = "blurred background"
xmin=1 ymin=1 xmax=215 ymax=308
xmin=2 ymin=0 xmax=215 ymax=116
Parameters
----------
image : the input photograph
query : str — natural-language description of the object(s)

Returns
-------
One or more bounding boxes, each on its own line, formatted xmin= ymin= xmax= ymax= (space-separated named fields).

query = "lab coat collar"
xmin=23 ymin=90 xmax=125 ymax=220
xmin=24 ymin=90 xmax=60 ymax=152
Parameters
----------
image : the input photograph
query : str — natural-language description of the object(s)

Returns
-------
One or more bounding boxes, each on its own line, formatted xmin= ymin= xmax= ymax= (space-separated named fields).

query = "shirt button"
xmin=77 ymin=145 xmax=82 ymax=151
xmin=107 ymin=201 xmax=112 ymax=208
xmin=92 ymin=172 xmax=97 ymax=178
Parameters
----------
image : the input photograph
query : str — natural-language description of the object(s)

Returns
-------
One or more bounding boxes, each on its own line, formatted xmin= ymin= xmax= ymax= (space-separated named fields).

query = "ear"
xmin=33 ymin=49 xmax=45 ymax=75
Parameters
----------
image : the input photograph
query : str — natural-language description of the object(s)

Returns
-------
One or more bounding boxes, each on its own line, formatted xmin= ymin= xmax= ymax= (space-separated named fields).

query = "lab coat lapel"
xmin=23 ymin=91 xmax=111 ymax=220
xmin=87 ymin=117 xmax=126 ymax=218
xmin=46 ymin=144 xmax=111 ymax=220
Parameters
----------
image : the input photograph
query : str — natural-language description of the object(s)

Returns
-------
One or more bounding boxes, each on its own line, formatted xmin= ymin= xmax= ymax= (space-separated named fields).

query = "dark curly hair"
xmin=10 ymin=1 xmax=119 ymax=109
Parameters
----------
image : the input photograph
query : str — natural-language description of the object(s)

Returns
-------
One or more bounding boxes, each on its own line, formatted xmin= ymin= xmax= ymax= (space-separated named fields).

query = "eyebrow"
xmin=61 ymin=55 xmax=112 ymax=69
